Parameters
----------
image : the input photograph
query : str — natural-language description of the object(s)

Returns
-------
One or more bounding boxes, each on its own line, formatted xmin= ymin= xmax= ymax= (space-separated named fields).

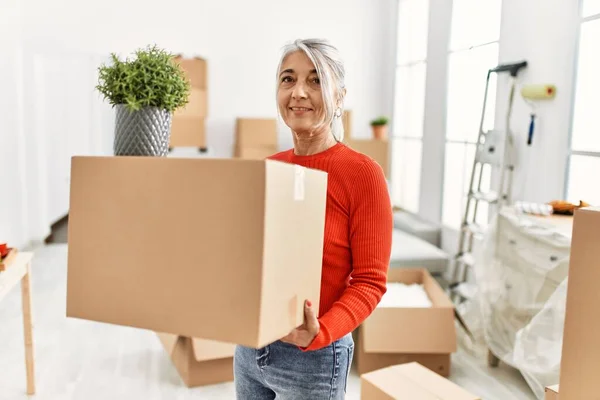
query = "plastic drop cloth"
xmin=456 ymin=210 xmax=570 ymax=399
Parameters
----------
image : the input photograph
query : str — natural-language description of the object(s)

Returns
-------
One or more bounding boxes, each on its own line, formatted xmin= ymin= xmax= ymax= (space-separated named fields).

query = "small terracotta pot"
xmin=372 ymin=125 xmax=388 ymax=140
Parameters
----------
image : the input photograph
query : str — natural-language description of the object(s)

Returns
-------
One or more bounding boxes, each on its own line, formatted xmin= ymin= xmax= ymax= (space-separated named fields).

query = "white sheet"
xmin=377 ymin=282 xmax=432 ymax=308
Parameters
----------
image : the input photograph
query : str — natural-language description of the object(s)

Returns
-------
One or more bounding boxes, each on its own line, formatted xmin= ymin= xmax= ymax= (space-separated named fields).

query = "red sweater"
xmin=268 ymin=142 xmax=393 ymax=351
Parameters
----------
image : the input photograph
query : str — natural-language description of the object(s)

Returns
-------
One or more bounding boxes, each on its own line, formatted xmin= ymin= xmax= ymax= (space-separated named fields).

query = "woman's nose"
xmin=292 ymin=82 xmax=308 ymax=99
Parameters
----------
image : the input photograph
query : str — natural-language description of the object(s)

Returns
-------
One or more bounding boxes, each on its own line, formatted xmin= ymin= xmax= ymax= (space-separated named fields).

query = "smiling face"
xmin=277 ymin=51 xmax=326 ymax=136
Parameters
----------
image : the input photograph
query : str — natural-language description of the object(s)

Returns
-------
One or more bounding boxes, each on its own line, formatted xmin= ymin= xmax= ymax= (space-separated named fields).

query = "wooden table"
xmin=0 ymin=252 xmax=35 ymax=395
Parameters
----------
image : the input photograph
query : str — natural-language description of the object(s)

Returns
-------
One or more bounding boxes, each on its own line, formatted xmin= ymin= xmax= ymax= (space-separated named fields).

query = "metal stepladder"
xmin=448 ymin=60 xmax=528 ymax=305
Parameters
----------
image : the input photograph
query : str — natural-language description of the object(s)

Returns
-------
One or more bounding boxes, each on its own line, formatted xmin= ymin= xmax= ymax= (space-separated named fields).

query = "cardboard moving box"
xmin=344 ymin=138 xmax=389 ymax=179
xmin=174 ymin=56 xmax=207 ymax=90
xmin=361 ymin=268 xmax=457 ymax=354
xmin=234 ymin=145 xmax=278 ymax=160
xmin=342 ymin=110 xmax=352 ymax=137
xmin=355 ymin=328 xmax=450 ymax=376
xmin=174 ymin=88 xmax=207 ymax=118
xmin=545 ymin=385 xmax=559 ymax=400
xmin=558 ymin=207 xmax=600 ymax=399
xmin=171 ymin=56 xmax=208 ymax=149
xmin=361 ymin=362 xmax=481 ymax=399
xmin=67 ymin=156 xmax=327 ymax=349
xmin=158 ymin=333 xmax=234 ymax=387
xmin=235 ymin=118 xmax=278 ymax=148
xmin=169 ymin=117 xmax=206 ymax=148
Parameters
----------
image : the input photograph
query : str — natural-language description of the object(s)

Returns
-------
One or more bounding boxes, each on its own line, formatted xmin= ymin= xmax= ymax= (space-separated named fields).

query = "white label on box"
xmin=294 ymin=166 xmax=305 ymax=201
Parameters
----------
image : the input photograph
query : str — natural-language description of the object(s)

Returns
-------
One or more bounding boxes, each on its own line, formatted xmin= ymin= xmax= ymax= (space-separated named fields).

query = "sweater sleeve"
xmin=303 ymin=160 xmax=393 ymax=351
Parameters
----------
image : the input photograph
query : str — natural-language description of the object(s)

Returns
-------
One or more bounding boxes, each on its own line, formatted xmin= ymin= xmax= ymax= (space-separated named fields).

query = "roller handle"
xmin=527 ymin=114 xmax=536 ymax=146
xmin=490 ymin=61 xmax=528 ymax=77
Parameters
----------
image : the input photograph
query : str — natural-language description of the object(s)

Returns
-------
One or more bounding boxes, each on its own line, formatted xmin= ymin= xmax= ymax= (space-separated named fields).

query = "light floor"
xmin=0 ymin=244 xmax=536 ymax=400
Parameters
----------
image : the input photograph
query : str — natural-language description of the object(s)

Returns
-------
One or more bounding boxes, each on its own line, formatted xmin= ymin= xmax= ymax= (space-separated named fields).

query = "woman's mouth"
xmin=289 ymin=107 xmax=313 ymax=114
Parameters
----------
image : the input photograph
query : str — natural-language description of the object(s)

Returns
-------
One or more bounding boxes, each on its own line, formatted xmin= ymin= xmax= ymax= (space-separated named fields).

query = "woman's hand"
xmin=280 ymin=300 xmax=319 ymax=348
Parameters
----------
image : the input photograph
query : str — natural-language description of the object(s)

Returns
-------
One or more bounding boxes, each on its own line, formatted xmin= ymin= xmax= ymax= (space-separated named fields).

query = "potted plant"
xmin=370 ymin=116 xmax=389 ymax=140
xmin=96 ymin=45 xmax=191 ymax=156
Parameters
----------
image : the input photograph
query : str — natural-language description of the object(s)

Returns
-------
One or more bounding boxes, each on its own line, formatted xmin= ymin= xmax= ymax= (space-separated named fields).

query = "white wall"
xmin=1 ymin=0 xmax=396 ymax=248
xmin=22 ymin=0 xmax=396 ymax=149
xmin=495 ymin=0 xmax=580 ymax=205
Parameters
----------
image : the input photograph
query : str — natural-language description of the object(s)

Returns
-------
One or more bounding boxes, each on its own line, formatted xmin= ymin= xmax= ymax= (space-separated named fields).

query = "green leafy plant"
xmin=370 ymin=116 xmax=389 ymax=126
xmin=96 ymin=44 xmax=191 ymax=112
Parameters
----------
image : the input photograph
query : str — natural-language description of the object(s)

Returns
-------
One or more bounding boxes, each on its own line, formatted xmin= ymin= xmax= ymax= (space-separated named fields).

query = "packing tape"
xmin=294 ymin=166 xmax=305 ymax=201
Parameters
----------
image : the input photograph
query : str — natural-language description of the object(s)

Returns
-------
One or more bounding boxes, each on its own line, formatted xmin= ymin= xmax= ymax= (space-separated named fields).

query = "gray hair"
xmin=276 ymin=38 xmax=346 ymax=142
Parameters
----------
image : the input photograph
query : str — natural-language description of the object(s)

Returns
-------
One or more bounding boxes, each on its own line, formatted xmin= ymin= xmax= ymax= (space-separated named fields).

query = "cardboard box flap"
xmin=544 ymin=385 xmax=559 ymax=400
xmin=191 ymin=338 xmax=236 ymax=362
xmin=157 ymin=332 xmax=179 ymax=355
xmin=546 ymin=384 xmax=559 ymax=394
xmin=362 ymin=363 xmax=480 ymax=400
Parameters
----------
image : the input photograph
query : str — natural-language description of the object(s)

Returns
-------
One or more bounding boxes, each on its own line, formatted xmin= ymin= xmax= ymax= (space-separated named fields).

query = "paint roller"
xmin=520 ymin=84 xmax=556 ymax=145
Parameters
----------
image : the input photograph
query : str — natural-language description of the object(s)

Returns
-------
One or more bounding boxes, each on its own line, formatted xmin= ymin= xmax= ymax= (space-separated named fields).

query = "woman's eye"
xmin=311 ymin=77 xmax=320 ymax=84
xmin=281 ymin=76 xmax=293 ymax=83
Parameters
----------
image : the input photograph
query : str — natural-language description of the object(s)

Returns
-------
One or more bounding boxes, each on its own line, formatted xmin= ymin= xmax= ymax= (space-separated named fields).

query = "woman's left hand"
xmin=280 ymin=300 xmax=320 ymax=348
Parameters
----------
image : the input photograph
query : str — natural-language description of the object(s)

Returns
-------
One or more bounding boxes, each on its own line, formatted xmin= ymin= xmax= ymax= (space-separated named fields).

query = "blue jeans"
xmin=234 ymin=333 xmax=354 ymax=399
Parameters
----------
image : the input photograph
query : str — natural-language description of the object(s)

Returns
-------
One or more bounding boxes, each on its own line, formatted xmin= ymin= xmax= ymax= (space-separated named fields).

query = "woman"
xmin=234 ymin=38 xmax=393 ymax=399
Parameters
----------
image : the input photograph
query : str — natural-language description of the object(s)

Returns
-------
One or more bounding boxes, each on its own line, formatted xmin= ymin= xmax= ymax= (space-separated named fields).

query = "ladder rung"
xmin=452 ymin=282 xmax=477 ymax=301
xmin=463 ymin=223 xmax=484 ymax=236
xmin=470 ymin=191 xmax=498 ymax=203
xmin=456 ymin=253 xmax=475 ymax=267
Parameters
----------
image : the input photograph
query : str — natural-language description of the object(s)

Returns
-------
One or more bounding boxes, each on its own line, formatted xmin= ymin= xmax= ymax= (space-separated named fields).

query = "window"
xmin=391 ymin=0 xmax=429 ymax=213
xmin=566 ymin=1 xmax=600 ymax=205
xmin=441 ymin=0 xmax=502 ymax=229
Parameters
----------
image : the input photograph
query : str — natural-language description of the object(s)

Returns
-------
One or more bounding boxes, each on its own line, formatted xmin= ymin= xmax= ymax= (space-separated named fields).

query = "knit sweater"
xmin=268 ymin=142 xmax=393 ymax=351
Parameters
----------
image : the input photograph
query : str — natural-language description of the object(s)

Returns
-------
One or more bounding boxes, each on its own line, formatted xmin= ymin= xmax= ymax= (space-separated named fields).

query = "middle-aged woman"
xmin=234 ymin=38 xmax=393 ymax=400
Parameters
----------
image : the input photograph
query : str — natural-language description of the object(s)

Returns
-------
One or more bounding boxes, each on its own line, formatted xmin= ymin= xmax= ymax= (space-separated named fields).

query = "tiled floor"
xmin=0 ymin=244 xmax=536 ymax=399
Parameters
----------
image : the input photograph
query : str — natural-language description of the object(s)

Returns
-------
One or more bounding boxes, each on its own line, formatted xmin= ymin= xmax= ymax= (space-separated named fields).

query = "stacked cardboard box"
xmin=233 ymin=118 xmax=278 ymax=159
xmin=544 ymin=207 xmax=600 ymax=399
xmin=361 ymin=362 xmax=480 ymax=399
xmin=341 ymin=110 xmax=390 ymax=178
xmin=356 ymin=268 xmax=457 ymax=376
xmin=66 ymin=156 xmax=329 ymax=385
xmin=157 ymin=333 xmax=235 ymax=387
xmin=342 ymin=110 xmax=353 ymax=137
xmin=344 ymin=137 xmax=389 ymax=179
xmin=170 ymin=56 xmax=208 ymax=150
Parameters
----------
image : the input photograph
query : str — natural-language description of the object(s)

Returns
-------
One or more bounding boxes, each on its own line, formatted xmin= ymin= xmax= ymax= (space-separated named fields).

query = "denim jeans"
xmin=234 ymin=333 xmax=354 ymax=399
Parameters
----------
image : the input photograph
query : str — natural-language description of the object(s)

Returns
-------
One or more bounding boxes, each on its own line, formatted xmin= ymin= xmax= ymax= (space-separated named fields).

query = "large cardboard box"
xmin=67 ymin=156 xmax=328 ymax=348
xmin=355 ymin=328 xmax=450 ymax=376
xmin=361 ymin=268 xmax=457 ymax=354
xmin=545 ymin=385 xmax=559 ymax=400
xmin=235 ymin=118 xmax=278 ymax=148
xmin=344 ymin=138 xmax=389 ymax=179
xmin=558 ymin=207 xmax=600 ymax=399
xmin=158 ymin=333 xmax=234 ymax=387
xmin=361 ymin=362 xmax=481 ymax=400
